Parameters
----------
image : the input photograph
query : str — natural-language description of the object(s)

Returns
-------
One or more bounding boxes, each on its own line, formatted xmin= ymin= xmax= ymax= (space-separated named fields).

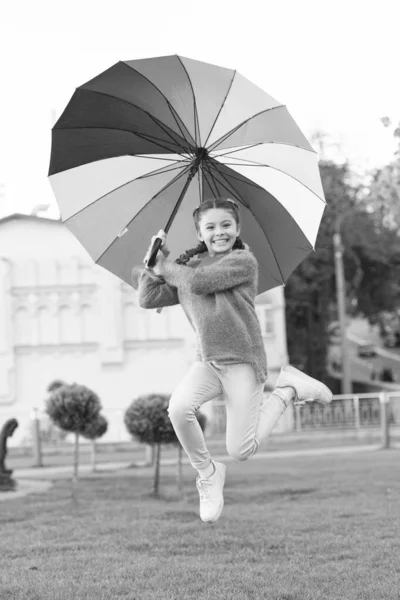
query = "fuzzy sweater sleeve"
xmin=131 ymin=266 xmax=180 ymax=309
xmin=158 ymin=250 xmax=257 ymax=295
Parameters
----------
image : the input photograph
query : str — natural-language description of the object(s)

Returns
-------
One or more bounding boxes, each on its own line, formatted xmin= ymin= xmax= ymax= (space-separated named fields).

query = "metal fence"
xmin=208 ymin=391 xmax=400 ymax=447
xmin=4 ymin=391 xmax=400 ymax=467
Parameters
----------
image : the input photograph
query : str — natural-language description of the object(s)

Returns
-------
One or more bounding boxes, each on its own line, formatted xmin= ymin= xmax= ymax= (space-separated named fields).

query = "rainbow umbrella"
xmin=48 ymin=55 xmax=325 ymax=294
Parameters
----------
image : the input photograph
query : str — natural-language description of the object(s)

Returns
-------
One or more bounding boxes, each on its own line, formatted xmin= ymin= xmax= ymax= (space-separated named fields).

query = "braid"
xmin=175 ymin=241 xmax=208 ymax=265
xmin=233 ymin=236 xmax=246 ymax=250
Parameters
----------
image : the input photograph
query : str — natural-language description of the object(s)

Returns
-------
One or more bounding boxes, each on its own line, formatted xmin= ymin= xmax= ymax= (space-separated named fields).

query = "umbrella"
xmin=48 ymin=55 xmax=326 ymax=295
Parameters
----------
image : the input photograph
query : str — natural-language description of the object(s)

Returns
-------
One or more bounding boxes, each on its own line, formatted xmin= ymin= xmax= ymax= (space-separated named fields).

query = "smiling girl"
xmin=131 ymin=198 xmax=332 ymax=523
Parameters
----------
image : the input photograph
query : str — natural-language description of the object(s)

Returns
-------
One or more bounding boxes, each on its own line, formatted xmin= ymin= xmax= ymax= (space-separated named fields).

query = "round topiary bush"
xmin=124 ymin=394 xmax=207 ymax=497
xmin=46 ymin=383 xmax=102 ymax=479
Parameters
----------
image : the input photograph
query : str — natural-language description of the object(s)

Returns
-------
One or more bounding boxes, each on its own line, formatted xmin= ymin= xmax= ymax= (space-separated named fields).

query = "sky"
xmin=1 ymin=0 xmax=399 ymax=220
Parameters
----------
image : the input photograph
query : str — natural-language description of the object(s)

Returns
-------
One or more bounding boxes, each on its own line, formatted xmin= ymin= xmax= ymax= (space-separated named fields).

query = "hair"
xmin=175 ymin=198 xmax=246 ymax=266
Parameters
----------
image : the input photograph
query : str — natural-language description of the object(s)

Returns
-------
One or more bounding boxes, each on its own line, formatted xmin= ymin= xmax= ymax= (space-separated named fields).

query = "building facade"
xmin=0 ymin=214 xmax=291 ymax=446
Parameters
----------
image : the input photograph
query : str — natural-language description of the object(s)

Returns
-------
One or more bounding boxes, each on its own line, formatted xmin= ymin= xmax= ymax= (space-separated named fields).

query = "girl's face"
xmin=197 ymin=208 xmax=240 ymax=257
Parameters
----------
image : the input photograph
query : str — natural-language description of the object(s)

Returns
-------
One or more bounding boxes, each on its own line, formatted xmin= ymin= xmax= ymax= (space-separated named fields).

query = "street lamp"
xmin=333 ymin=216 xmax=352 ymax=394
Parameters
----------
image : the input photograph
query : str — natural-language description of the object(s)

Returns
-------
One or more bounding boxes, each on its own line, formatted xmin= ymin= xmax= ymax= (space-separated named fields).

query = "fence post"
xmin=31 ymin=408 xmax=43 ymax=467
xmin=379 ymin=392 xmax=390 ymax=450
xmin=353 ymin=396 xmax=360 ymax=430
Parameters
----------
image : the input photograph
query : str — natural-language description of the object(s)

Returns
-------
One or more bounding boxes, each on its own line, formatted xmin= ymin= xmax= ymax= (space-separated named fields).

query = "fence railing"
xmin=3 ymin=391 xmax=399 ymax=468
xmin=209 ymin=391 xmax=400 ymax=448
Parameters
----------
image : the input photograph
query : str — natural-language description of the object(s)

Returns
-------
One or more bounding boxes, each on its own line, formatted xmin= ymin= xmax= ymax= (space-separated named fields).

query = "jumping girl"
xmin=131 ymin=198 xmax=332 ymax=524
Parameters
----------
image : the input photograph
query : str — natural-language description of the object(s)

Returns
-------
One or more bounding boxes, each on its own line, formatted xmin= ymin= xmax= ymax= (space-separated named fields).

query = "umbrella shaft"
xmin=164 ymin=159 xmax=200 ymax=234
xmin=147 ymin=159 xmax=201 ymax=268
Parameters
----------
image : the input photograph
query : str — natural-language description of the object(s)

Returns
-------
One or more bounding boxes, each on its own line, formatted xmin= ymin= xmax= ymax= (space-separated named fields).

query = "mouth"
xmin=213 ymin=239 xmax=229 ymax=245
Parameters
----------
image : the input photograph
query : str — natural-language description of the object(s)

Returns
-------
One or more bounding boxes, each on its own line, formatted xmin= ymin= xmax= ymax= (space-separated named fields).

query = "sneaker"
xmin=276 ymin=365 xmax=333 ymax=406
xmin=196 ymin=461 xmax=227 ymax=524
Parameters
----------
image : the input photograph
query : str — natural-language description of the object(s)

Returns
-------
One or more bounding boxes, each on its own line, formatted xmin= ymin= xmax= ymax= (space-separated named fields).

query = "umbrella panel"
xmin=81 ymin=60 xmax=195 ymax=147
xmin=98 ymin=172 xmax=201 ymax=286
xmin=65 ymin=163 xmax=189 ymax=263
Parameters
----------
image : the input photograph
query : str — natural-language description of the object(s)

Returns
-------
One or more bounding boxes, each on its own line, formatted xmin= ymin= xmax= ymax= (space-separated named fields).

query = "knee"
xmin=226 ymin=442 xmax=257 ymax=462
xmin=168 ymin=399 xmax=195 ymax=426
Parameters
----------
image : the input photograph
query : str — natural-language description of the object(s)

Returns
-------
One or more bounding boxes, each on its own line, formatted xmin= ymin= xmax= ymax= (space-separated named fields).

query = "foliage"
xmin=124 ymin=393 xmax=207 ymax=496
xmin=46 ymin=383 xmax=101 ymax=433
xmin=124 ymin=394 xmax=206 ymax=447
xmin=284 ymin=160 xmax=357 ymax=382
xmin=81 ymin=414 xmax=108 ymax=441
xmin=46 ymin=383 xmax=103 ymax=480
xmin=285 ymin=151 xmax=400 ymax=382
xmin=46 ymin=379 xmax=67 ymax=393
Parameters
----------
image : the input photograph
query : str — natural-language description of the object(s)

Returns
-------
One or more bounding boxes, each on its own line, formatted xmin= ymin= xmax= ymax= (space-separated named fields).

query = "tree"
xmin=285 ymin=153 xmax=400 ymax=383
xmin=46 ymin=383 xmax=102 ymax=480
xmin=81 ymin=414 xmax=108 ymax=472
xmin=284 ymin=159 xmax=359 ymax=382
xmin=124 ymin=394 xmax=207 ymax=497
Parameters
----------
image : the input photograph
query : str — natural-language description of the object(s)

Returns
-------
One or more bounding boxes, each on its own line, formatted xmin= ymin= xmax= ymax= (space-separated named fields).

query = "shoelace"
xmin=281 ymin=385 xmax=312 ymax=407
xmin=197 ymin=478 xmax=212 ymax=501
xmin=293 ymin=398 xmax=308 ymax=407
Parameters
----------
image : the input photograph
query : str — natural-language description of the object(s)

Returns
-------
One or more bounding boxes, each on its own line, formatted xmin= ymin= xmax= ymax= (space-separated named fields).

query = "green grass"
xmin=1 ymin=450 xmax=399 ymax=600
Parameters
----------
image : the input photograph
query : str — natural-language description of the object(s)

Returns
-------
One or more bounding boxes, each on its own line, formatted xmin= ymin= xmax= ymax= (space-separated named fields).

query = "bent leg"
xmin=222 ymin=364 xmax=265 ymax=461
xmin=168 ymin=361 xmax=222 ymax=471
xmin=222 ymin=364 xmax=292 ymax=461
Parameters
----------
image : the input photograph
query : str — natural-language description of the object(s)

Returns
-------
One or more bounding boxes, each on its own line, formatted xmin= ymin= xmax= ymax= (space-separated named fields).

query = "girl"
xmin=131 ymin=198 xmax=332 ymax=524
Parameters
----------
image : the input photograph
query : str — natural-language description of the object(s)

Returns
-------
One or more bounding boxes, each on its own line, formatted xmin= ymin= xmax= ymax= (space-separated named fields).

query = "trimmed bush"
xmin=125 ymin=394 xmax=206 ymax=496
xmin=46 ymin=383 xmax=102 ymax=480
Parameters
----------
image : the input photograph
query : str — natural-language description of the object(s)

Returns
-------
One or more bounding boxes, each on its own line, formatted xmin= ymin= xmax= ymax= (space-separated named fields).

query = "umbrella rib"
xmin=95 ymin=164 xmax=193 ymax=264
xmin=134 ymin=154 xmax=190 ymax=162
xmin=206 ymin=162 xmax=287 ymax=285
xmin=138 ymin=163 xmax=190 ymax=180
xmin=204 ymin=162 xmax=248 ymax=206
xmin=57 ymin=125 xmax=190 ymax=159
xmin=210 ymin=143 xmax=263 ymax=158
xmin=122 ymin=60 xmax=197 ymax=150
xmin=168 ymin=103 xmax=198 ymax=155
xmin=213 ymin=158 xmax=326 ymax=205
xmin=176 ymin=55 xmax=201 ymax=147
xmin=208 ymin=106 xmax=320 ymax=156
xmin=208 ymin=161 xmax=264 ymax=192
xmin=202 ymin=163 xmax=221 ymax=199
xmin=203 ymin=70 xmax=237 ymax=148
xmin=208 ymin=105 xmax=285 ymax=152
xmin=64 ymin=163 xmax=187 ymax=224
xmin=74 ymin=86 xmax=194 ymax=155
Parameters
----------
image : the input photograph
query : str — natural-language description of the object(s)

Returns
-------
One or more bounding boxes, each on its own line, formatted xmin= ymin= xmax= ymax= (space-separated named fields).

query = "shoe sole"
xmin=202 ymin=463 xmax=227 ymax=524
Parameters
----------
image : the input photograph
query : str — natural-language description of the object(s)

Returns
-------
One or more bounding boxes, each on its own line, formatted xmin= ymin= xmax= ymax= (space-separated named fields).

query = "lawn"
xmin=1 ymin=450 xmax=399 ymax=600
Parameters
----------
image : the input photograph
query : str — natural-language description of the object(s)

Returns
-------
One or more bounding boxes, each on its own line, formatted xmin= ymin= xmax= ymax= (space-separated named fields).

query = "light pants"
xmin=168 ymin=361 xmax=289 ymax=471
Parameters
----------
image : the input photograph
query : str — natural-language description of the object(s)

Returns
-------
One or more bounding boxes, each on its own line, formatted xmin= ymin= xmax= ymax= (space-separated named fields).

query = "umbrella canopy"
xmin=49 ymin=55 xmax=326 ymax=295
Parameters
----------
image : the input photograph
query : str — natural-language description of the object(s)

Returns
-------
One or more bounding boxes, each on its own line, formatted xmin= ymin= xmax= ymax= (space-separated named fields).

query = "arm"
xmin=158 ymin=250 xmax=257 ymax=295
xmin=131 ymin=266 xmax=180 ymax=309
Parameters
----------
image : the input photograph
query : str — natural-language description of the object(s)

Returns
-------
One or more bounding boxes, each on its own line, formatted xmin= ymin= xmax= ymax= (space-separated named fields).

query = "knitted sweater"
xmin=131 ymin=249 xmax=267 ymax=384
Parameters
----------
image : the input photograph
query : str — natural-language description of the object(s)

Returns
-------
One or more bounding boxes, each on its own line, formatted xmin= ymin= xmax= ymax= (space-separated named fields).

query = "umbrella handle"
xmin=146 ymin=237 xmax=163 ymax=268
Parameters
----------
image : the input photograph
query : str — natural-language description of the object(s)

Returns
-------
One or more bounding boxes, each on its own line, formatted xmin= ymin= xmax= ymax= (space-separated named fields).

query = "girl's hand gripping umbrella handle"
xmin=144 ymin=230 xmax=169 ymax=269
xmin=146 ymin=237 xmax=163 ymax=268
